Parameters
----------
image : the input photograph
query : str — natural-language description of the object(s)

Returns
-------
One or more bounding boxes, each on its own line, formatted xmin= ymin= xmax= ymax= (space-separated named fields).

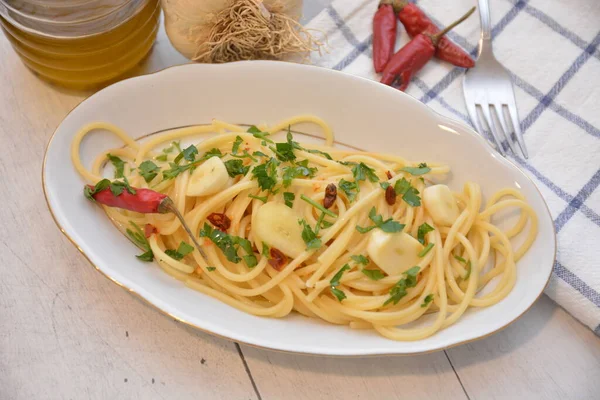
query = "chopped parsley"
xmin=383 ymin=266 xmax=420 ymax=306
xmin=272 ymin=130 xmax=297 ymax=162
xmin=330 ymin=264 xmax=350 ymax=302
xmin=454 ymin=255 xmax=472 ymax=280
xmin=253 ymin=151 xmax=268 ymax=158
xmin=108 ymin=176 xmax=136 ymax=197
xmin=351 ymin=255 xmax=369 ymax=265
xmin=304 ymin=148 xmax=333 ymax=160
xmin=283 ymin=192 xmax=295 ymax=208
xmin=139 ymin=160 xmax=160 ymax=183
xmin=165 ymin=241 xmax=194 ymax=261
xmin=174 ymin=145 xmax=198 ymax=164
xmin=298 ymin=219 xmax=322 ymax=250
xmin=232 ymin=136 xmax=244 ymax=154
xmin=162 ymin=149 xmax=223 ymax=181
xmin=107 ymin=154 xmax=125 ymax=178
xmin=352 ymin=162 xmax=379 ymax=183
xmin=330 ymin=264 xmax=350 ymax=287
xmin=421 ymin=294 xmax=434 ymax=307
xmin=199 ymin=223 xmax=257 ymax=267
xmin=83 ymin=178 xmax=111 ymax=201
xmin=224 ymin=159 xmax=250 ymax=178
xmin=401 ymin=163 xmax=431 ymax=176
xmin=206 ymin=267 xmax=216 ymax=272
xmin=125 ymin=221 xmax=153 ymax=261
xmin=252 ymin=158 xmax=280 ymax=191
xmin=362 ymin=269 xmax=385 ymax=281
xmin=330 ymin=287 xmax=346 ymax=302
xmin=338 ymin=179 xmax=359 ymax=202
xmin=300 ymin=194 xmax=337 ymax=218
xmin=418 ymin=243 xmax=435 ymax=257
xmin=394 ymin=178 xmax=422 ymax=207
xmin=281 ymin=160 xmax=317 ymax=187
xmin=247 ymin=126 xmax=274 ymax=143
xmin=380 ymin=182 xmax=390 ymax=190
xmin=356 ymin=207 xmax=405 ymax=233
xmin=248 ymin=194 xmax=268 ymax=203
xmin=417 ymin=223 xmax=434 ymax=244
xmin=261 ymin=242 xmax=270 ymax=258
xmin=155 ymin=154 xmax=168 ymax=162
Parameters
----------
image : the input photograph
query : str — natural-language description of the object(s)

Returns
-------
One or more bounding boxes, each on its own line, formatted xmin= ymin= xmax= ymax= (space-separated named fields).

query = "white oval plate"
xmin=43 ymin=62 xmax=555 ymax=356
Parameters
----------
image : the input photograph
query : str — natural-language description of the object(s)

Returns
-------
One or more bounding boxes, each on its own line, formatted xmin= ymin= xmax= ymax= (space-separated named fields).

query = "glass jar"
xmin=0 ymin=0 xmax=160 ymax=89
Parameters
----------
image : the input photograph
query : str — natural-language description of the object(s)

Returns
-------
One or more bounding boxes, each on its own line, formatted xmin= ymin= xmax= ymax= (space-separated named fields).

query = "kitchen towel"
xmin=307 ymin=0 xmax=600 ymax=335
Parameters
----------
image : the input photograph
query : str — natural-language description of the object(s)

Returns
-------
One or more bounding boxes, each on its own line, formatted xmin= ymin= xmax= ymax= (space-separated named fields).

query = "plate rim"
xmin=41 ymin=61 xmax=557 ymax=356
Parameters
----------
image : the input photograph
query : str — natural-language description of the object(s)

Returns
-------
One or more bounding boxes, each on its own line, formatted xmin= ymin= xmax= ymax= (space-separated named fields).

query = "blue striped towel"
xmin=307 ymin=0 xmax=600 ymax=335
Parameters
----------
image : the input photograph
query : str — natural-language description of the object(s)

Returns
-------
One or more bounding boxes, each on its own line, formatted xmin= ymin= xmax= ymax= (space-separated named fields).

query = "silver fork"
xmin=463 ymin=0 xmax=528 ymax=158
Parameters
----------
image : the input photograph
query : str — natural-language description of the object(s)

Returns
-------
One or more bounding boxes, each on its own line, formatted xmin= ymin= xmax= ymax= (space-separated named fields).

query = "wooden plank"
xmin=0 ymin=26 xmax=256 ymax=400
xmin=241 ymin=345 xmax=468 ymax=400
xmin=447 ymin=295 xmax=600 ymax=400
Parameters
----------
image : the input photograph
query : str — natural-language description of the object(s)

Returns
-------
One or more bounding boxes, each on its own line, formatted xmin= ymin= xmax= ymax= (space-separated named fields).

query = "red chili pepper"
xmin=381 ymin=7 xmax=475 ymax=91
xmin=373 ymin=1 xmax=398 ymax=73
xmin=394 ymin=1 xmax=475 ymax=68
xmin=87 ymin=184 xmax=169 ymax=214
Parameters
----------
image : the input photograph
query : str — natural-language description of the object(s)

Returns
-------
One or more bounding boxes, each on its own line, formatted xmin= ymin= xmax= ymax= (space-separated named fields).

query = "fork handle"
xmin=478 ymin=0 xmax=492 ymax=40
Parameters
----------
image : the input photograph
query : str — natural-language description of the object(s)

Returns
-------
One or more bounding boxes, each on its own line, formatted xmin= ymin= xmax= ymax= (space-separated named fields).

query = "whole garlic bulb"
xmin=162 ymin=0 xmax=311 ymax=62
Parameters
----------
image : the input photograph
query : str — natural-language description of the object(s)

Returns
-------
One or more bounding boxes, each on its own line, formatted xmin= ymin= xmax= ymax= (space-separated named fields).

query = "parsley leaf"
xmin=402 ymin=186 xmax=421 ymax=207
xmin=199 ymin=223 xmax=257 ymax=267
xmin=418 ymin=243 xmax=434 ymax=257
xmin=339 ymin=179 xmax=359 ymax=202
xmin=454 ymin=255 xmax=467 ymax=263
xmin=84 ymin=178 xmax=111 ymax=201
xmin=394 ymin=178 xmax=411 ymax=195
xmin=421 ymin=294 xmax=434 ymax=307
xmin=380 ymin=182 xmax=390 ymax=190
xmin=139 ymin=160 xmax=160 ymax=183
xmin=273 ymin=133 xmax=297 ymax=162
xmin=283 ymin=192 xmax=295 ymax=208
xmin=253 ymin=151 xmax=268 ymax=158
xmin=305 ymin=148 xmax=333 ymax=160
xmin=247 ymin=126 xmax=274 ymax=143
xmin=464 ymin=261 xmax=472 ymax=280
xmin=165 ymin=241 xmax=195 ymax=260
xmin=155 ymin=154 xmax=168 ymax=162
xmin=394 ymin=178 xmax=421 ymax=207
xmin=162 ymin=150 xmax=223 ymax=181
xmin=108 ymin=177 xmax=136 ymax=197
xmin=248 ymin=194 xmax=268 ymax=203
xmin=330 ymin=264 xmax=350 ymax=287
xmin=300 ymin=194 xmax=337 ymax=218
xmin=298 ymin=219 xmax=322 ymax=250
xmin=282 ymin=160 xmax=317 ymax=187
xmin=125 ymin=221 xmax=154 ymax=261
xmin=207 ymin=267 xmax=216 ymax=272
xmin=352 ymin=162 xmax=379 ymax=183
xmin=330 ymin=287 xmax=346 ymax=302
xmin=252 ymin=158 xmax=279 ymax=191
xmin=417 ymin=223 xmax=434 ymax=244
xmin=224 ymin=159 xmax=250 ymax=178
xmin=232 ymin=136 xmax=243 ymax=154
xmin=362 ymin=269 xmax=385 ymax=281
xmin=384 ymin=266 xmax=420 ymax=306
xmin=261 ymin=242 xmax=270 ymax=258
xmin=355 ymin=225 xmax=377 ymax=234
xmin=174 ymin=145 xmax=198 ymax=164
xmin=107 ymin=154 xmax=125 ymax=178
xmin=401 ymin=163 xmax=431 ymax=176
xmin=356 ymin=207 xmax=405 ymax=233
xmin=351 ymin=255 xmax=369 ymax=265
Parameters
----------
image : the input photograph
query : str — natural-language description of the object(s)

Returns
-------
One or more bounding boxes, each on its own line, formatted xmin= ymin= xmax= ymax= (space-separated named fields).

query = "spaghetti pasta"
xmin=71 ymin=116 xmax=537 ymax=341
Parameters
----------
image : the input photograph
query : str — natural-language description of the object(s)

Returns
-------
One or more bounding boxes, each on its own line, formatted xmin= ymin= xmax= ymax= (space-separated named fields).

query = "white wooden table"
xmin=1 ymin=3 xmax=599 ymax=399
